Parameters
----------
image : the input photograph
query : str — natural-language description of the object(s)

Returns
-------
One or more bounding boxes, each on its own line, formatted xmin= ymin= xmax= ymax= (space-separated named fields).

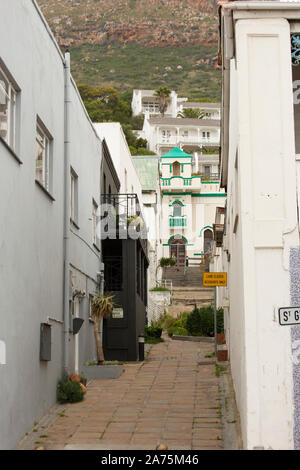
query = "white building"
xmin=132 ymin=155 xmax=163 ymax=287
xmin=142 ymin=117 xmax=220 ymax=156
xmin=132 ymin=89 xmax=179 ymax=118
xmin=216 ymin=0 xmax=300 ymax=450
xmin=132 ymin=88 xmax=221 ymax=121
xmin=160 ymin=147 xmax=226 ymax=263
xmin=94 ymin=122 xmax=144 ymax=202
xmin=178 ymin=101 xmax=221 ymax=120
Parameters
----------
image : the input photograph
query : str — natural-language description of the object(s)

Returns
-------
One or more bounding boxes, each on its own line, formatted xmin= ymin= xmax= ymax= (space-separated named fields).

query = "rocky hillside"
xmin=38 ymin=0 xmax=221 ymax=101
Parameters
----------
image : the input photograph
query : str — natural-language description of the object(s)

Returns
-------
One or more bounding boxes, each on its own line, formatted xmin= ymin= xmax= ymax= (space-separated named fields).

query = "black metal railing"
xmin=100 ymin=193 xmax=147 ymax=240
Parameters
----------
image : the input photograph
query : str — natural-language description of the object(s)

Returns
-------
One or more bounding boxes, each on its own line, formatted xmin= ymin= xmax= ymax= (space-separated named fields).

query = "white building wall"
xmin=222 ymin=16 xmax=299 ymax=449
xmin=68 ymin=81 xmax=103 ymax=374
xmin=93 ymin=123 xmax=143 ymax=203
xmin=0 ymin=0 xmax=105 ymax=449
xmin=0 ymin=0 xmax=65 ymax=450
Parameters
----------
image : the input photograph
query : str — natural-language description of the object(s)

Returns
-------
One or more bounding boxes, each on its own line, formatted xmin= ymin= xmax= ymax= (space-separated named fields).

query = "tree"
xmin=177 ymin=108 xmax=205 ymax=119
xmin=91 ymin=293 xmax=115 ymax=363
xmin=154 ymin=86 xmax=171 ymax=118
xmin=78 ymin=85 xmax=131 ymax=123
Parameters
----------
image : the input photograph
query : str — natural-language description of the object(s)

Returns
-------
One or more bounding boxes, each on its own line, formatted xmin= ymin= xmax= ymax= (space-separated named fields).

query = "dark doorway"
xmin=169 ymin=237 xmax=186 ymax=266
xmin=203 ymin=229 xmax=213 ymax=253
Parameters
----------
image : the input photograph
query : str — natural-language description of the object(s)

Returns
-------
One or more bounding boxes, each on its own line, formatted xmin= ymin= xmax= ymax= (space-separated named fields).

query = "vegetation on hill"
xmin=38 ymin=0 xmax=221 ymax=101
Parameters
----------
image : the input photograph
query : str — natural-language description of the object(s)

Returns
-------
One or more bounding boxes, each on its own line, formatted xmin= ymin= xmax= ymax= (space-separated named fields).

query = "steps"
xmin=162 ymin=266 xmax=214 ymax=317
xmin=163 ymin=266 xmax=206 ymax=287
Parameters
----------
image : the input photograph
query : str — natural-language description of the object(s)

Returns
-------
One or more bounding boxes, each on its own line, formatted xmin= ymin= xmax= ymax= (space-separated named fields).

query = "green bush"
xmin=159 ymin=257 xmax=176 ymax=268
xmin=57 ymin=375 xmax=84 ymax=404
xmin=145 ymin=325 xmax=163 ymax=338
xmin=186 ymin=306 xmax=224 ymax=337
xmin=172 ymin=312 xmax=189 ymax=329
xmin=167 ymin=326 xmax=189 ymax=337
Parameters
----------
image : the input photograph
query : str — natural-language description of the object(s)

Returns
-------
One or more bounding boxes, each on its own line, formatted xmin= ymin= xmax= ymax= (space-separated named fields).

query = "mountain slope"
xmin=38 ymin=0 xmax=221 ymax=100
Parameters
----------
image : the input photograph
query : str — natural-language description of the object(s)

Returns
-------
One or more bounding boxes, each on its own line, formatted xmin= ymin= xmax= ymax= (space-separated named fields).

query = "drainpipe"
xmin=63 ymin=52 xmax=71 ymax=374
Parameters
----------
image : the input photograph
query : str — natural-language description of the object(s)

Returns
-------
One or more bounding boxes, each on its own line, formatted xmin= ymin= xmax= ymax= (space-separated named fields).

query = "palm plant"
xmin=91 ymin=293 xmax=115 ymax=363
xmin=177 ymin=108 xmax=205 ymax=119
xmin=154 ymin=86 xmax=171 ymax=117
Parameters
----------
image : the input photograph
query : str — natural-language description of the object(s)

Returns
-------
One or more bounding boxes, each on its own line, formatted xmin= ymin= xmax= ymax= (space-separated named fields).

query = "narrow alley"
xmin=16 ymin=338 xmax=236 ymax=451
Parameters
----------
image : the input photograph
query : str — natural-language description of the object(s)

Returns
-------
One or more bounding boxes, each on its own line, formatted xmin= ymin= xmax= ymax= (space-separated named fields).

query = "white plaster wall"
xmin=93 ymin=123 xmax=143 ymax=204
xmin=224 ymin=17 xmax=298 ymax=449
xmin=0 ymin=0 xmax=65 ymax=449
xmin=68 ymin=82 xmax=103 ymax=373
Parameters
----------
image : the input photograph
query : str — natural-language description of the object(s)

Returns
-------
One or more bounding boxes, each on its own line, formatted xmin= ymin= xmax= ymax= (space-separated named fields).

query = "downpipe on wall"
xmin=63 ymin=52 xmax=71 ymax=374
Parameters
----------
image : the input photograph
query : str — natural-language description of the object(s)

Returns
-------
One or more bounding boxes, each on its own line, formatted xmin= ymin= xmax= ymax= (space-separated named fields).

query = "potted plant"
xmin=91 ymin=293 xmax=114 ymax=364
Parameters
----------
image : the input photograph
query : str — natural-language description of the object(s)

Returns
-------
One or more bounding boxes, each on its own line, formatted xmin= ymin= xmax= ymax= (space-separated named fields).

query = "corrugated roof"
xmin=148 ymin=117 xmax=220 ymax=127
xmin=132 ymin=155 xmax=159 ymax=191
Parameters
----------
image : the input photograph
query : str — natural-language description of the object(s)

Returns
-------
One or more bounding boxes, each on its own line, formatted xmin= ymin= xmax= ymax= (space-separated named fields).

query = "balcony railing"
xmin=100 ymin=193 xmax=147 ymax=240
xmin=159 ymin=136 xmax=219 ymax=146
xmin=169 ymin=216 xmax=187 ymax=228
xmin=197 ymin=173 xmax=220 ymax=181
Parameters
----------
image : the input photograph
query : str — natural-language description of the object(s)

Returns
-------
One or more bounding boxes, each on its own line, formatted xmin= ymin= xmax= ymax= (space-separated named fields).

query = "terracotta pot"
xmin=217 ymin=333 xmax=225 ymax=345
xmin=217 ymin=350 xmax=228 ymax=362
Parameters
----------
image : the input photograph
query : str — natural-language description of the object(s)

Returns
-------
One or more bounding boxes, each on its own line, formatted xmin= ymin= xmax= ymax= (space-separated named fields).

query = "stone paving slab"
xmin=16 ymin=338 xmax=225 ymax=451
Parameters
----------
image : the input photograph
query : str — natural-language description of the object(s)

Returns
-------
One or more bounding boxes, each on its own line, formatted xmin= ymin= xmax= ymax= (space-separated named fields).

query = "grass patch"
xmin=145 ymin=336 xmax=164 ymax=344
xmin=150 ymin=286 xmax=171 ymax=292
xmin=205 ymin=352 xmax=216 ymax=358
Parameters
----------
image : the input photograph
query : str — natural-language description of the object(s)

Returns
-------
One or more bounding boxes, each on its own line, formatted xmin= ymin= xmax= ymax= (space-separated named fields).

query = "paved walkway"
xmin=17 ymin=338 xmax=223 ymax=450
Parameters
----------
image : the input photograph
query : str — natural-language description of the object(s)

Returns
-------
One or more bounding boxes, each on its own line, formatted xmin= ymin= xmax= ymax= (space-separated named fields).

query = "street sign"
xmin=203 ymin=272 xmax=227 ymax=287
xmin=279 ymin=307 xmax=300 ymax=326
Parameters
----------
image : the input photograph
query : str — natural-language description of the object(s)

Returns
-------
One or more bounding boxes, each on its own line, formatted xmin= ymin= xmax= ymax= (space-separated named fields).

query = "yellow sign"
xmin=203 ymin=272 xmax=227 ymax=287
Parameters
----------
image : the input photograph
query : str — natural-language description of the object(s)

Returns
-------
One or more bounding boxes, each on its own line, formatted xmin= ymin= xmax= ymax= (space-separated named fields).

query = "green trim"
xmin=192 ymin=193 xmax=227 ymax=197
xmin=194 ymin=252 xmax=205 ymax=256
xmin=201 ymin=180 xmax=220 ymax=184
xmin=162 ymin=162 xmax=192 ymax=166
xmin=162 ymin=192 xmax=227 ymax=197
xmin=169 ymin=199 xmax=184 ymax=207
xmin=165 ymin=235 xmax=188 ymax=246
xmin=199 ymin=225 xmax=213 ymax=237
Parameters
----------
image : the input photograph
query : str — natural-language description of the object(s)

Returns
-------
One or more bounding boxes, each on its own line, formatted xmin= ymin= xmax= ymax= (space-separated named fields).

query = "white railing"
xmin=159 ymin=136 xmax=219 ymax=146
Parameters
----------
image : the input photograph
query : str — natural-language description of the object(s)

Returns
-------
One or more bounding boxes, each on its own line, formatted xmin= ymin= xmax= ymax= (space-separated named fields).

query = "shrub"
xmin=173 ymin=312 xmax=189 ymax=329
xmin=159 ymin=257 xmax=176 ymax=268
xmin=167 ymin=326 xmax=189 ymax=337
xmin=186 ymin=306 xmax=224 ymax=337
xmin=145 ymin=325 xmax=163 ymax=338
xmin=57 ymin=375 xmax=84 ymax=404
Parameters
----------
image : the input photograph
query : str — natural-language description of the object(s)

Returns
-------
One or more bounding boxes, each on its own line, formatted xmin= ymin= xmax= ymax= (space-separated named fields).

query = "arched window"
xmin=172 ymin=161 xmax=180 ymax=176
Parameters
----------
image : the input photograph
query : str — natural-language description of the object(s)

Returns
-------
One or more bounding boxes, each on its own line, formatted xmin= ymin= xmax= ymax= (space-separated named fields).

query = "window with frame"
xmin=35 ymin=122 xmax=51 ymax=190
xmin=173 ymin=202 xmax=182 ymax=217
xmin=0 ymin=64 xmax=17 ymax=151
xmin=202 ymin=131 xmax=211 ymax=140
